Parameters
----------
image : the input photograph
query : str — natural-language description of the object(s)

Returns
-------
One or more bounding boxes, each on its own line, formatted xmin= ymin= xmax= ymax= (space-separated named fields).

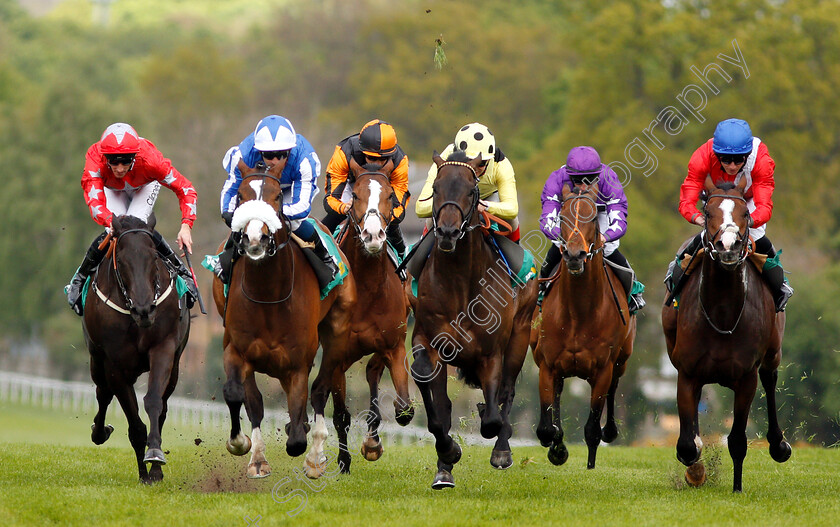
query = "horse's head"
xmin=110 ymin=215 xmax=160 ymax=327
xmin=231 ymin=160 xmax=289 ymax=260
xmin=431 ymin=151 xmax=483 ymax=252
xmin=347 ymin=157 xmax=396 ymax=254
xmin=558 ymin=182 xmax=601 ymax=275
xmin=702 ymin=175 xmax=751 ymax=269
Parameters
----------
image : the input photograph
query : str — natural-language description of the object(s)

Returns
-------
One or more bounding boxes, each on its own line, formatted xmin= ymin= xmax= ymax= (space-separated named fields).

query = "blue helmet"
xmin=712 ymin=118 xmax=753 ymax=155
xmin=253 ymin=115 xmax=296 ymax=151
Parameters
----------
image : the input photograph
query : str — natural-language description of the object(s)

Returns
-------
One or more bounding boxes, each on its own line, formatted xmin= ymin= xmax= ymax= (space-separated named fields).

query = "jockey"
xmin=416 ymin=123 xmax=521 ymax=242
xmin=65 ymin=123 xmax=199 ymax=315
xmin=322 ymin=119 xmax=410 ymax=257
xmin=665 ymin=118 xmax=793 ymax=312
xmin=218 ymin=115 xmax=335 ymax=285
xmin=538 ymin=146 xmax=645 ymax=313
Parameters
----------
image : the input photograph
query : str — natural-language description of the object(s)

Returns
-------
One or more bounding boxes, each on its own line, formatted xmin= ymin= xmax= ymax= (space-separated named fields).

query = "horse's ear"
xmin=381 ymin=157 xmax=395 ymax=175
xmin=111 ymin=215 xmax=123 ymax=233
xmin=467 ymin=155 xmax=483 ymax=171
xmin=432 ymin=151 xmax=444 ymax=167
xmin=266 ymin=158 xmax=285 ymax=178
xmin=736 ymin=176 xmax=747 ymax=194
xmin=238 ymin=159 xmax=253 ymax=178
xmin=146 ymin=212 xmax=156 ymax=231
xmin=704 ymin=174 xmax=716 ymax=194
xmin=562 ymin=184 xmax=573 ymax=200
xmin=348 ymin=156 xmax=362 ymax=177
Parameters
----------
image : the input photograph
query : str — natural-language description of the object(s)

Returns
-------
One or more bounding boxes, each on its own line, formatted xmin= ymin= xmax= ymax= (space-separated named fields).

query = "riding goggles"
xmin=261 ymin=150 xmax=289 ymax=160
xmin=717 ymin=154 xmax=747 ymax=165
xmin=105 ymin=154 xmax=136 ymax=166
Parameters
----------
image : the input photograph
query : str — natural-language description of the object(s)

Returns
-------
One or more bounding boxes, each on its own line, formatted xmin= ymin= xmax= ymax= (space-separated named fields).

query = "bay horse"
xmin=212 ymin=161 xmax=355 ymax=479
xmin=661 ymin=176 xmax=790 ymax=492
xmin=411 ymin=151 xmax=537 ymax=489
xmin=327 ymin=157 xmax=414 ymax=473
xmin=83 ymin=215 xmax=191 ymax=483
xmin=532 ymin=182 xmax=635 ymax=469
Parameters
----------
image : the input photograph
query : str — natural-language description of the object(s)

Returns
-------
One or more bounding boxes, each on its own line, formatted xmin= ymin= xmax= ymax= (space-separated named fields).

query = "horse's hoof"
xmin=247 ymin=461 xmax=271 ymax=479
xmin=601 ymin=422 xmax=619 ymax=443
xmin=226 ymin=434 xmax=252 ymax=456
xmin=685 ymin=462 xmax=706 ymax=487
xmin=439 ymin=440 xmax=462 ymax=466
xmin=91 ymin=423 xmax=114 ymax=445
xmin=286 ymin=437 xmax=307 ymax=458
xmin=547 ymin=443 xmax=569 ymax=466
xmin=431 ymin=469 xmax=455 ymax=490
xmin=303 ymin=456 xmax=327 ymax=479
xmin=143 ymin=448 xmax=167 ymax=465
xmin=770 ymin=440 xmax=792 ymax=463
xmin=361 ymin=440 xmax=383 ymax=461
xmin=537 ymin=424 xmax=558 ymax=447
xmin=480 ymin=414 xmax=503 ymax=439
xmin=490 ymin=449 xmax=513 ymax=470
xmin=395 ymin=406 xmax=415 ymax=426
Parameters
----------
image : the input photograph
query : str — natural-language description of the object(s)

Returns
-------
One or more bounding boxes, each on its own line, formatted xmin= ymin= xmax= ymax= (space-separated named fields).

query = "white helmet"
xmin=253 ymin=115 xmax=296 ymax=151
xmin=454 ymin=123 xmax=495 ymax=161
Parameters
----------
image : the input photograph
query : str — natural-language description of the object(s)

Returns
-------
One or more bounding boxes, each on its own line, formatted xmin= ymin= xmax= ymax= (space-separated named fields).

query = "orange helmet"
xmin=359 ymin=119 xmax=397 ymax=157
xmin=99 ymin=123 xmax=141 ymax=155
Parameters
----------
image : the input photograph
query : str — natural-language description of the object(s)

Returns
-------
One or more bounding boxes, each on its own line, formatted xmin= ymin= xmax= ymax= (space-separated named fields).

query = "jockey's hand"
xmin=177 ymin=223 xmax=193 ymax=254
xmin=694 ymin=215 xmax=706 ymax=227
xmin=600 ymin=233 xmax=607 ymax=245
xmin=478 ymin=200 xmax=489 ymax=213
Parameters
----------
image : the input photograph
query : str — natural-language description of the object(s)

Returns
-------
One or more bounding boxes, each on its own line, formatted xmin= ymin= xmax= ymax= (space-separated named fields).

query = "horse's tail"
xmin=457 ymin=367 xmax=482 ymax=389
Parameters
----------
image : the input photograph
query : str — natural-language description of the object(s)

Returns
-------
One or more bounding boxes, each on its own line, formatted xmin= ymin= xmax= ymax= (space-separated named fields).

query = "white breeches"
xmin=104 ymin=181 xmax=161 ymax=223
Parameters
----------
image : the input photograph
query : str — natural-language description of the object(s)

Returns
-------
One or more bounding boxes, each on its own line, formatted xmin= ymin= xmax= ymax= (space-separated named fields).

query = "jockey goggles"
xmin=717 ymin=153 xmax=747 ymax=165
xmin=105 ymin=154 xmax=136 ymax=166
xmin=261 ymin=150 xmax=289 ymax=160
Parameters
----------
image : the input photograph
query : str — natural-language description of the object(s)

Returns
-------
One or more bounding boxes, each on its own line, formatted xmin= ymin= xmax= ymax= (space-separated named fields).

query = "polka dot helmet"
xmin=454 ymin=123 xmax=495 ymax=162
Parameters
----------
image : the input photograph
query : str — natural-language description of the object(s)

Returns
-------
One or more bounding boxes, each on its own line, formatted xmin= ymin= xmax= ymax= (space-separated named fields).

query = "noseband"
xmin=432 ymin=161 xmax=480 ymax=240
xmin=234 ymin=172 xmax=291 ymax=257
xmin=702 ymin=193 xmax=751 ymax=265
xmin=556 ymin=189 xmax=601 ymax=262
xmin=348 ymin=172 xmax=393 ymax=237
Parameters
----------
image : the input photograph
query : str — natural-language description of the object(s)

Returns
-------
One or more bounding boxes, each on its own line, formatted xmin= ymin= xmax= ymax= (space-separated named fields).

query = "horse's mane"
xmin=445 ymin=150 xmax=472 ymax=163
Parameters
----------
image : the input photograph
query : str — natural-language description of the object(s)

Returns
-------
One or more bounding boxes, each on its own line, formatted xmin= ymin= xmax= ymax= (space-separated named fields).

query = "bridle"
xmin=431 ymin=161 xmax=481 ymax=240
xmin=701 ymin=193 xmax=751 ymax=266
xmin=555 ymin=186 xmax=602 ymax=262
xmin=233 ymin=172 xmax=291 ymax=258
xmin=347 ymin=171 xmax=393 ymax=237
xmin=94 ymin=229 xmax=172 ymax=314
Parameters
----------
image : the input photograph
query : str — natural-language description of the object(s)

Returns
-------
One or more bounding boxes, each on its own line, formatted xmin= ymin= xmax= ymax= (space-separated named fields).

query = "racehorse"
xmin=531 ymin=182 xmax=636 ymax=469
xmin=212 ymin=161 xmax=355 ymax=479
xmin=661 ymin=176 xmax=791 ymax=492
xmin=327 ymin=157 xmax=414 ymax=473
xmin=83 ymin=215 xmax=191 ymax=483
xmin=411 ymin=151 xmax=537 ymax=489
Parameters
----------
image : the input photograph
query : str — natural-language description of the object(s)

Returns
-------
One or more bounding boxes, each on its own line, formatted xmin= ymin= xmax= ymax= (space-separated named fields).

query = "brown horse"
xmin=326 ymin=158 xmax=414 ymax=472
xmin=531 ymin=182 xmax=636 ymax=469
xmin=212 ymin=161 xmax=355 ymax=479
xmin=661 ymin=176 xmax=790 ymax=492
xmin=411 ymin=151 xmax=537 ymax=489
xmin=83 ymin=215 xmax=191 ymax=483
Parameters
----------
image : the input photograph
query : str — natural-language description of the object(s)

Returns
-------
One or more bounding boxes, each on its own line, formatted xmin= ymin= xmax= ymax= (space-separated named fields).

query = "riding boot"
xmin=153 ymin=231 xmax=197 ymax=309
xmin=537 ymin=245 xmax=562 ymax=308
xmin=606 ymin=249 xmax=646 ymax=314
xmin=65 ymin=231 xmax=108 ymax=316
xmin=664 ymin=232 xmax=703 ymax=298
xmin=306 ymin=230 xmax=338 ymax=290
xmin=754 ymin=238 xmax=794 ymax=312
xmin=386 ymin=222 xmax=407 ymax=260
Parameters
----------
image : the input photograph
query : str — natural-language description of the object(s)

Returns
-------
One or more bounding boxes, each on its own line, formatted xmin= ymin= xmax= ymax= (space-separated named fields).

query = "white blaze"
xmin=362 ymin=180 xmax=384 ymax=238
xmin=719 ymin=199 xmax=738 ymax=250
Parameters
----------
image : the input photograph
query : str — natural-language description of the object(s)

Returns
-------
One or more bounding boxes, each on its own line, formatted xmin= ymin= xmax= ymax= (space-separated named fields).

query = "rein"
xmin=553 ymin=192 xmax=602 ymax=263
xmin=96 ymin=228 xmax=172 ymax=315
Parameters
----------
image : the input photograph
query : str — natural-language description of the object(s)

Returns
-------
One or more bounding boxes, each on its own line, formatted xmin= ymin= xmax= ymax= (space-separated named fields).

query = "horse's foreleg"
xmin=362 ymin=355 xmax=385 ymax=461
xmin=584 ymin=365 xmax=613 ymax=469
xmin=143 ymin=345 xmax=176 ymax=474
xmin=223 ymin=344 xmax=251 ymax=456
xmin=285 ymin=370 xmax=310 ymax=458
xmin=386 ymin=343 xmax=415 ymax=426
xmin=536 ymin=365 xmax=558 ymax=447
xmin=492 ymin=335 xmax=529 ymax=470
xmin=306 ymin=367 xmax=341 ymax=479
xmin=333 ymin=369 xmax=352 ymax=472
xmin=602 ymin=357 xmax=629 ymax=444
xmin=729 ymin=370 xmax=758 ymax=493
xmin=759 ymin=365 xmax=792 ymax=463
xmin=479 ymin=356 xmax=503 ymax=439
xmin=89 ymin=354 xmax=114 ymax=445
xmin=243 ymin=372 xmax=270 ymax=479
xmin=111 ymin=380 xmax=149 ymax=483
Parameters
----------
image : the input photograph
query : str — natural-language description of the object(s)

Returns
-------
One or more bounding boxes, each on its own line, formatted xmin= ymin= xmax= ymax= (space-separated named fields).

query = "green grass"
xmin=1 ymin=402 xmax=839 ymax=526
